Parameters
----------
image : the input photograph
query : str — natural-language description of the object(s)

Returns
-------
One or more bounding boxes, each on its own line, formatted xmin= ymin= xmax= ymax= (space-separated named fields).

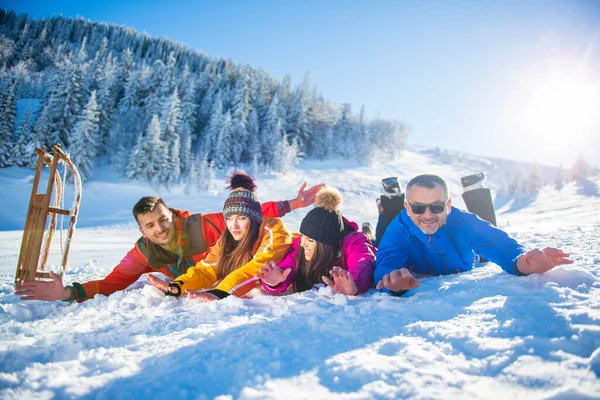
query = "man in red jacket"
xmin=15 ymin=182 xmax=323 ymax=302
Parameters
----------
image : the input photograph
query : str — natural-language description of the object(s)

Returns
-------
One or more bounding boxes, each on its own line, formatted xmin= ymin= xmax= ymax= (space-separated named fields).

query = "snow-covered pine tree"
xmin=231 ymin=74 xmax=249 ymax=164
xmin=207 ymin=160 xmax=216 ymax=194
xmin=94 ymin=53 xmax=117 ymax=155
xmin=143 ymin=59 xmax=167 ymax=124
xmin=0 ymin=76 xmax=17 ymax=166
xmin=14 ymin=108 xmax=35 ymax=167
xmin=160 ymin=88 xmax=182 ymax=186
xmin=214 ymin=111 xmax=234 ymax=169
xmin=246 ymin=107 xmax=261 ymax=159
xmin=126 ymin=114 xmax=168 ymax=186
xmin=199 ymin=92 xmax=224 ymax=162
xmin=69 ymin=90 xmax=100 ymax=182
xmin=260 ymin=95 xmax=283 ymax=165
xmin=286 ymin=71 xmax=311 ymax=155
xmin=197 ymin=154 xmax=208 ymax=192
xmin=185 ymin=154 xmax=198 ymax=195
xmin=179 ymin=120 xmax=192 ymax=175
xmin=251 ymin=154 xmax=260 ymax=178
xmin=49 ymin=59 xmax=86 ymax=147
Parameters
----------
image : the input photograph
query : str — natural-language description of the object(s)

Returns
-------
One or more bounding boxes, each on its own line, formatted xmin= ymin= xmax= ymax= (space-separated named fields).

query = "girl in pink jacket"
xmin=258 ymin=187 xmax=376 ymax=296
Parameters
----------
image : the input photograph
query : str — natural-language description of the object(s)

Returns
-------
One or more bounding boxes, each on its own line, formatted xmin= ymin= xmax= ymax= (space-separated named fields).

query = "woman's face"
xmin=226 ymin=214 xmax=251 ymax=241
xmin=300 ymin=234 xmax=317 ymax=261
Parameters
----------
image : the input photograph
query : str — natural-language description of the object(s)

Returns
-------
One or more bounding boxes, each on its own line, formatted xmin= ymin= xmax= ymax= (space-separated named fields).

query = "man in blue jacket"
xmin=375 ymin=174 xmax=573 ymax=295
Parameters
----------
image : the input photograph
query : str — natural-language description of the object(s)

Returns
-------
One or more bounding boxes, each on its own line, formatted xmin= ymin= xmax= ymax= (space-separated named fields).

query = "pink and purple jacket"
xmin=262 ymin=219 xmax=376 ymax=294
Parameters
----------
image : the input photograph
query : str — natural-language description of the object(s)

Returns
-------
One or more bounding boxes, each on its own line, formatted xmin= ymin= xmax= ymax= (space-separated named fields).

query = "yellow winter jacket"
xmin=171 ymin=218 xmax=292 ymax=297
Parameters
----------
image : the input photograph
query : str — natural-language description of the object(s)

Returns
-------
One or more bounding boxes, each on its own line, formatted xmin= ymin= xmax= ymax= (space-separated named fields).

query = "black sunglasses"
xmin=407 ymin=200 xmax=448 ymax=215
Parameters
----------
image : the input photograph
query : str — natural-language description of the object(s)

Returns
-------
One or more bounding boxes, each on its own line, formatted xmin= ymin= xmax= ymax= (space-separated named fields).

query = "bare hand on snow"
xmin=14 ymin=271 xmax=71 ymax=301
xmin=257 ymin=260 xmax=290 ymax=287
xmin=322 ymin=266 xmax=358 ymax=296
xmin=375 ymin=268 xmax=421 ymax=292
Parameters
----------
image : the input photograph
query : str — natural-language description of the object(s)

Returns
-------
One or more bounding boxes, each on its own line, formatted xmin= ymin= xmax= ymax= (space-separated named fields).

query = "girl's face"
xmin=300 ymin=234 xmax=317 ymax=261
xmin=226 ymin=214 xmax=251 ymax=241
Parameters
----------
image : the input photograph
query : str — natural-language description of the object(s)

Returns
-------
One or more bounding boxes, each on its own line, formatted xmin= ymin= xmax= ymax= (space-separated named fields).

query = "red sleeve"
xmin=78 ymin=244 xmax=153 ymax=301
xmin=201 ymin=213 xmax=226 ymax=247
xmin=261 ymin=201 xmax=290 ymax=218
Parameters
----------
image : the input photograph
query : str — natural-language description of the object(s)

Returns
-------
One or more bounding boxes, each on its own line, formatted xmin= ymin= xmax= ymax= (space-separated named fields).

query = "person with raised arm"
xmin=15 ymin=179 xmax=323 ymax=302
xmin=155 ymin=171 xmax=293 ymax=301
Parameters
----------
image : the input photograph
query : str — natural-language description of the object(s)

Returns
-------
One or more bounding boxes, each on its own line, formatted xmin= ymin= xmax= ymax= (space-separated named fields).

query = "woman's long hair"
xmin=216 ymin=219 xmax=261 ymax=280
xmin=293 ymin=240 xmax=346 ymax=292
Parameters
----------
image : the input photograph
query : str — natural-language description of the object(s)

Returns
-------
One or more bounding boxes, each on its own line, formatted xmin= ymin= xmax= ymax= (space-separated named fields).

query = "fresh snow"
xmin=0 ymin=148 xmax=599 ymax=399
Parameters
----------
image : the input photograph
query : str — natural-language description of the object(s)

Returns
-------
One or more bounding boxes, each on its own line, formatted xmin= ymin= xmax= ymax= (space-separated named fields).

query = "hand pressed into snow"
xmin=516 ymin=247 xmax=574 ymax=275
xmin=257 ymin=260 xmax=290 ymax=287
xmin=376 ymin=268 xmax=421 ymax=292
xmin=187 ymin=291 xmax=219 ymax=302
xmin=322 ymin=266 xmax=359 ymax=296
xmin=14 ymin=271 xmax=71 ymax=301
xmin=146 ymin=274 xmax=170 ymax=293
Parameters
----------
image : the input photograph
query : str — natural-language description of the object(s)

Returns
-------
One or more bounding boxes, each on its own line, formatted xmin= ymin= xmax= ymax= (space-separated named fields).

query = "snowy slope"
xmin=0 ymin=150 xmax=599 ymax=399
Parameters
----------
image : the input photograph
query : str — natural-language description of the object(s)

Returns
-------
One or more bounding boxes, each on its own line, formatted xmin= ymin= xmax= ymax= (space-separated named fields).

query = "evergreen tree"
xmin=215 ymin=111 xmax=234 ymax=169
xmin=48 ymin=59 xmax=86 ymax=147
xmin=14 ymin=108 xmax=35 ymax=167
xmin=199 ymin=92 xmax=224 ymax=161
xmin=126 ymin=114 xmax=168 ymax=186
xmin=0 ymin=76 xmax=17 ymax=166
xmin=179 ymin=120 xmax=192 ymax=175
xmin=70 ymin=90 xmax=100 ymax=182
xmin=231 ymin=74 xmax=250 ymax=163
xmin=260 ymin=95 xmax=282 ymax=165
xmin=246 ymin=108 xmax=261 ymax=159
xmin=197 ymin=154 xmax=208 ymax=192
xmin=161 ymin=88 xmax=182 ymax=185
xmin=251 ymin=154 xmax=260 ymax=178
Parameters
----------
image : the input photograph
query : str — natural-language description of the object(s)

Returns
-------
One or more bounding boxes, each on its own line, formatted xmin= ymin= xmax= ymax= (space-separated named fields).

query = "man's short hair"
xmin=132 ymin=196 xmax=169 ymax=224
xmin=406 ymin=174 xmax=449 ymax=199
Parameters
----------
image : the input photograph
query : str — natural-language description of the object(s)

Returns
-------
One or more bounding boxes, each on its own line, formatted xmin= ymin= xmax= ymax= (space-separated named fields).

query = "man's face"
xmin=405 ymin=184 xmax=451 ymax=235
xmin=137 ymin=204 xmax=175 ymax=247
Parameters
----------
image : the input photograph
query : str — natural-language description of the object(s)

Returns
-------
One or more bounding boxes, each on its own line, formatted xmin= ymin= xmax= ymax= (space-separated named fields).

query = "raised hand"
xmin=296 ymin=182 xmax=326 ymax=208
xmin=187 ymin=291 xmax=219 ymax=302
xmin=375 ymin=268 xmax=421 ymax=292
xmin=14 ymin=271 xmax=71 ymax=301
xmin=322 ymin=266 xmax=359 ymax=295
xmin=257 ymin=260 xmax=291 ymax=287
xmin=146 ymin=274 xmax=170 ymax=293
xmin=517 ymin=247 xmax=574 ymax=275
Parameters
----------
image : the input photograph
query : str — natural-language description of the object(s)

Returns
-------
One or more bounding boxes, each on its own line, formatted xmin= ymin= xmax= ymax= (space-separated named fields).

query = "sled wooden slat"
xmin=48 ymin=207 xmax=71 ymax=216
xmin=14 ymin=144 xmax=82 ymax=288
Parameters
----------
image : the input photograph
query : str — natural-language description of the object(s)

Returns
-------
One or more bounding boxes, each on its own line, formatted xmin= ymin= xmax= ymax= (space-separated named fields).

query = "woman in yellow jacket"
xmin=165 ymin=171 xmax=292 ymax=301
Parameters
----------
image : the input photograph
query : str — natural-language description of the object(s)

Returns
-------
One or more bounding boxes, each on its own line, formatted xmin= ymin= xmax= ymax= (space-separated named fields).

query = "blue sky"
xmin=5 ymin=0 xmax=600 ymax=168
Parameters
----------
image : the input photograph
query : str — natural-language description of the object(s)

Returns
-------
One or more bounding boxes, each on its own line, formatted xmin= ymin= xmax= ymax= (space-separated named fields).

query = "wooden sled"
xmin=14 ymin=144 xmax=82 ymax=287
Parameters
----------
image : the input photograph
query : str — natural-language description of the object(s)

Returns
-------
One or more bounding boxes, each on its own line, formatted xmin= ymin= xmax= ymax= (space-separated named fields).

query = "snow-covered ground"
xmin=0 ymin=149 xmax=599 ymax=399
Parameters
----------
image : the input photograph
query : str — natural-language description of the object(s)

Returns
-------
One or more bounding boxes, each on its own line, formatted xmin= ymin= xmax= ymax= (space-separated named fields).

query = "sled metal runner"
xmin=14 ymin=144 xmax=82 ymax=287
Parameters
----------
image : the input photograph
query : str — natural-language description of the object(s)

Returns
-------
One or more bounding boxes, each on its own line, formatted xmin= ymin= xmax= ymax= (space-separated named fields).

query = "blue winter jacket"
xmin=374 ymin=207 xmax=527 ymax=295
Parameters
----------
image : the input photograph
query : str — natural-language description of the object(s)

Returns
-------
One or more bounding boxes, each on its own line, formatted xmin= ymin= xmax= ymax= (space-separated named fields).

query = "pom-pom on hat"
xmin=223 ymin=171 xmax=262 ymax=224
xmin=300 ymin=186 xmax=344 ymax=246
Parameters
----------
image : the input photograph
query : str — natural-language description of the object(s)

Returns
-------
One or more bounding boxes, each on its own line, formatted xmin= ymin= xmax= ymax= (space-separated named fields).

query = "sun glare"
xmin=524 ymin=70 xmax=600 ymax=140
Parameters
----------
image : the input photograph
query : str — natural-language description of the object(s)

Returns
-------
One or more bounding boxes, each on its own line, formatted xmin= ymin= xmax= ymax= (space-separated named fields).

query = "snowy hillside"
xmin=0 ymin=149 xmax=599 ymax=399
